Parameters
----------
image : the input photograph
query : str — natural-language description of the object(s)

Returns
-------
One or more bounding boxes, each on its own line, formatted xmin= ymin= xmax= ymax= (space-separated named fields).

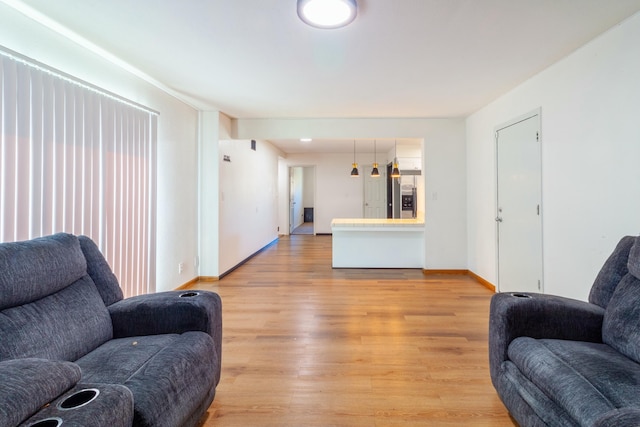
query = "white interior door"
xmin=496 ymin=113 xmax=543 ymax=293
xmin=364 ymin=167 xmax=387 ymax=218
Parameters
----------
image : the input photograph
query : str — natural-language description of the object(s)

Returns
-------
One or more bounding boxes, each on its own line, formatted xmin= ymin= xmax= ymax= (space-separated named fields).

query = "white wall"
xmin=237 ymin=118 xmax=467 ymax=269
xmin=218 ymin=139 xmax=280 ymax=274
xmin=199 ymin=111 xmax=221 ymax=279
xmin=0 ymin=3 xmax=200 ymax=292
xmin=466 ymin=12 xmax=640 ymax=300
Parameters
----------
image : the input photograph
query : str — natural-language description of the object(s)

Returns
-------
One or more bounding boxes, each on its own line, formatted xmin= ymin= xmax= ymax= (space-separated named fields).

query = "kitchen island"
xmin=331 ymin=217 xmax=425 ymax=268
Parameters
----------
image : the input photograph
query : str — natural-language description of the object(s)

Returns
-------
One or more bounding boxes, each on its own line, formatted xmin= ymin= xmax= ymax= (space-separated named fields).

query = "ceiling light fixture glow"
xmin=297 ymin=0 xmax=357 ymax=29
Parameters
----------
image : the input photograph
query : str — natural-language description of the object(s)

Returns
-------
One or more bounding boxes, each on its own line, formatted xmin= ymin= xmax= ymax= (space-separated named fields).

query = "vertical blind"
xmin=0 ymin=48 xmax=157 ymax=297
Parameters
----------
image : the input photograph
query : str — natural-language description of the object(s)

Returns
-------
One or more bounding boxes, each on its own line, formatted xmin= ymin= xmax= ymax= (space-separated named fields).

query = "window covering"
xmin=0 ymin=47 xmax=157 ymax=297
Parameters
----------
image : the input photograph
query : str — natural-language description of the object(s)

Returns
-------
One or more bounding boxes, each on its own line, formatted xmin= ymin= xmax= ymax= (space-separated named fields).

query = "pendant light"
xmin=391 ymin=140 xmax=401 ymax=178
xmin=371 ymin=140 xmax=380 ymax=177
xmin=350 ymin=140 xmax=359 ymax=177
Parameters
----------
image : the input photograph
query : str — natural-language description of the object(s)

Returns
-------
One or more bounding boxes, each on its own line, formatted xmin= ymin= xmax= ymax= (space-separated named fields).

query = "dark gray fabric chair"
xmin=489 ymin=235 xmax=640 ymax=426
xmin=0 ymin=233 xmax=222 ymax=427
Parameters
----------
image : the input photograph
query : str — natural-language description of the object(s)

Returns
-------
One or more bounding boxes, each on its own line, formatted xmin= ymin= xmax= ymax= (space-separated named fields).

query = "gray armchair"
xmin=489 ymin=235 xmax=640 ymax=426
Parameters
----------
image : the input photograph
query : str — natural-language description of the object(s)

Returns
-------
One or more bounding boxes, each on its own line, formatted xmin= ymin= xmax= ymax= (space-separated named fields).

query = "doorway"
xmin=496 ymin=110 xmax=543 ymax=293
xmin=290 ymin=166 xmax=315 ymax=235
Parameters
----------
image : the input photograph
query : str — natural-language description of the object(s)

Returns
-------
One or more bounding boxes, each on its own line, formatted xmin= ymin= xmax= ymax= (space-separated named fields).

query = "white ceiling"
xmin=14 ymin=0 xmax=640 ymax=153
xmin=272 ymin=137 xmax=420 ymax=155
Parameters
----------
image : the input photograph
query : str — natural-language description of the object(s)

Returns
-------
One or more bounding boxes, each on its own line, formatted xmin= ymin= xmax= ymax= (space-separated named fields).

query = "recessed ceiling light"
xmin=300 ymin=138 xmax=312 ymax=142
xmin=297 ymin=0 xmax=357 ymax=29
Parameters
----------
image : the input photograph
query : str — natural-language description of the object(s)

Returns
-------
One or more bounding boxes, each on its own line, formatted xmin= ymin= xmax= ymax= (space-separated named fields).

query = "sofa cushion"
xmin=508 ymin=337 xmax=640 ymax=426
xmin=0 ymin=233 xmax=87 ymax=310
xmin=75 ymin=331 xmax=218 ymax=427
xmin=0 ymin=358 xmax=81 ymax=427
xmin=589 ymin=236 xmax=636 ymax=308
xmin=0 ymin=276 xmax=113 ymax=361
xmin=501 ymin=361 xmax=577 ymax=427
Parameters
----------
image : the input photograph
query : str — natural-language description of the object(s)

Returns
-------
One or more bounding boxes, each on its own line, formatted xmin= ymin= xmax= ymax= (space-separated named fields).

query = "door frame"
xmin=494 ymin=107 xmax=544 ymax=293
xmin=288 ymin=165 xmax=317 ymax=235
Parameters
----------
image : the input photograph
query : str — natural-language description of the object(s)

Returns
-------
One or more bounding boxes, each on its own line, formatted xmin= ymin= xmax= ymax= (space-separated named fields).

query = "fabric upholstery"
xmin=602 ymin=272 xmax=640 ymax=363
xmin=109 ymin=291 xmax=222 ymax=338
xmin=78 ymin=235 xmax=124 ymax=306
xmin=589 ymin=235 xmax=636 ymax=308
xmin=489 ymin=235 xmax=640 ymax=427
xmin=0 ymin=358 xmax=81 ymax=427
xmin=593 ymin=408 xmax=640 ymax=427
xmin=0 ymin=233 xmax=86 ymax=310
xmin=75 ymin=332 xmax=218 ymax=427
xmin=19 ymin=383 xmax=134 ymax=427
xmin=123 ymin=332 xmax=217 ymax=427
xmin=509 ymin=337 xmax=640 ymax=426
xmin=489 ymin=292 xmax=604 ymax=386
xmin=75 ymin=335 xmax=183 ymax=384
xmin=602 ymin=236 xmax=640 ymax=363
xmin=0 ymin=233 xmax=222 ymax=427
xmin=109 ymin=290 xmax=223 ymax=386
xmin=628 ymin=236 xmax=640 ymax=279
xmin=179 ymin=387 xmax=217 ymax=427
xmin=0 ymin=276 xmax=113 ymax=362
xmin=500 ymin=361 xmax=577 ymax=427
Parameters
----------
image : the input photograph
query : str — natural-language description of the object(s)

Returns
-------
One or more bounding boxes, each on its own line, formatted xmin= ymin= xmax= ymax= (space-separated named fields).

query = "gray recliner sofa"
xmin=489 ymin=235 xmax=640 ymax=426
xmin=0 ymin=233 xmax=222 ymax=427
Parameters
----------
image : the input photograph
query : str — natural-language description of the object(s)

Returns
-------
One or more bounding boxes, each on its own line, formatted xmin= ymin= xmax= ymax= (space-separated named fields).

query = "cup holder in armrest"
xmin=510 ymin=293 xmax=532 ymax=298
xmin=58 ymin=388 xmax=100 ymax=410
xmin=180 ymin=291 xmax=199 ymax=298
xmin=28 ymin=418 xmax=62 ymax=427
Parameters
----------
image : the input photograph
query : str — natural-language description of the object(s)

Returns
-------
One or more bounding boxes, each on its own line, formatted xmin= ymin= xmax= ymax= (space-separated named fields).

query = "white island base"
xmin=331 ymin=218 xmax=425 ymax=268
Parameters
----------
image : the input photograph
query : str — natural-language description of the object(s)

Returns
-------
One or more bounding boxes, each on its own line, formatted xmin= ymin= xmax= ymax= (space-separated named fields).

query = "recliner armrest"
xmin=108 ymin=290 xmax=222 ymax=350
xmin=0 ymin=358 xmax=81 ymax=426
xmin=489 ymin=292 xmax=604 ymax=386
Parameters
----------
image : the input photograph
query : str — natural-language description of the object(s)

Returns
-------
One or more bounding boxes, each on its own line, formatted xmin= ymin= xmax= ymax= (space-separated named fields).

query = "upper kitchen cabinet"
xmin=397 ymin=157 xmax=422 ymax=175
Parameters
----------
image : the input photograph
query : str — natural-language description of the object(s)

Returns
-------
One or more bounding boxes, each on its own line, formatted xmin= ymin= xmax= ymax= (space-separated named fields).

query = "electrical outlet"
xmin=178 ymin=262 xmax=184 ymax=274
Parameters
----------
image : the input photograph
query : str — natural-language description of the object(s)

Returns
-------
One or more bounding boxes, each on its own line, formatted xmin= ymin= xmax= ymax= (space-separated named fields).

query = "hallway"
xmin=291 ymin=222 xmax=313 ymax=235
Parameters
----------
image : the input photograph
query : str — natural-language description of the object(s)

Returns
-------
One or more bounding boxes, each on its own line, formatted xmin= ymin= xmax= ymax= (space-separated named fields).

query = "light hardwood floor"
xmin=191 ymin=235 xmax=516 ymax=426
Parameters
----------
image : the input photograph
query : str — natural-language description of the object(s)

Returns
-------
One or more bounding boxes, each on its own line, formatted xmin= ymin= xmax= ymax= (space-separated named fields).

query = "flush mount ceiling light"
xmin=297 ymin=0 xmax=358 ymax=29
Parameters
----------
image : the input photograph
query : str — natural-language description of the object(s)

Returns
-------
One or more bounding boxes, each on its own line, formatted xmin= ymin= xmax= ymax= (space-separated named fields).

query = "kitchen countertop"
xmin=331 ymin=217 xmax=424 ymax=228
